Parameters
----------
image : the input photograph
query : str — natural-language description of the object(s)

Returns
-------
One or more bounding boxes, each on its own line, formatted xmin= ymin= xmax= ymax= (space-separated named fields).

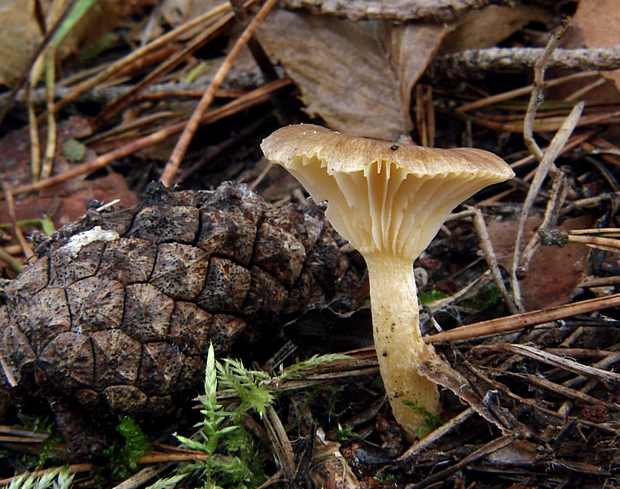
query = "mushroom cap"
xmin=261 ymin=124 xmax=514 ymax=260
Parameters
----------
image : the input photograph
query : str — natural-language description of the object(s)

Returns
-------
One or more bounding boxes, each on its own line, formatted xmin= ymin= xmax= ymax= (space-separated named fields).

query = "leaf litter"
xmin=1 ymin=1 xmax=620 ymax=488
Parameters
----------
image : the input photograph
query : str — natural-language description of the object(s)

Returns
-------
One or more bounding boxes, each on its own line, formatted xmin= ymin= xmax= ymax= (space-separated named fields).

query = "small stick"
xmin=408 ymin=434 xmax=518 ymax=489
xmin=0 ymin=246 xmax=23 ymax=274
xmin=512 ymin=102 xmax=585 ymax=310
xmin=161 ymin=0 xmax=280 ymax=187
xmin=518 ymin=167 xmax=570 ymax=278
xmin=42 ymin=45 xmax=57 ymax=180
xmin=425 ymin=292 xmax=620 ymax=344
xmin=456 ymin=71 xmax=598 ymax=114
xmin=469 ymin=207 xmax=518 ymax=314
xmin=523 ymin=22 xmax=569 ymax=161
xmin=0 ymin=0 xmax=76 ymax=126
xmin=1 ymin=184 xmax=33 ymax=260
xmin=397 ymin=408 xmax=475 ymax=461
xmin=264 ymin=405 xmax=296 ymax=481
xmin=430 ymin=46 xmax=620 ymax=80
xmin=229 ymin=0 xmax=279 ymax=83
xmin=475 ymin=343 xmax=620 ymax=383
xmin=514 ymin=372 xmax=619 ymax=410
xmin=90 ymin=11 xmax=234 ymax=130
xmin=48 ymin=1 xmax=241 ymax=117
xmin=27 ymin=84 xmax=41 ymax=181
xmin=568 ymin=234 xmax=620 ymax=251
xmin=111 ymin=464 xmax=172 ymax=489
xmin=7 ymin=79 xmax=289 ymax=197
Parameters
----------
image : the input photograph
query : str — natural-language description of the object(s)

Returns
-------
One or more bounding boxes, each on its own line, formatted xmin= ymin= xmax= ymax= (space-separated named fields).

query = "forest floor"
xmin=1 ymin=1 xmax=620 ymax=488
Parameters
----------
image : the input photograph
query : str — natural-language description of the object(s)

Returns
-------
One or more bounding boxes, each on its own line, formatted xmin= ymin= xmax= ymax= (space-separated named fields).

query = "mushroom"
xmin=261 ymin=124 xmax=514 ymax=438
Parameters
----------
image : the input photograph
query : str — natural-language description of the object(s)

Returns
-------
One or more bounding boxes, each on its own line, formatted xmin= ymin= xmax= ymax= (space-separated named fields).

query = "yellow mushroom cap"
xmin=261 ymin=124 xmax=514 ymax=260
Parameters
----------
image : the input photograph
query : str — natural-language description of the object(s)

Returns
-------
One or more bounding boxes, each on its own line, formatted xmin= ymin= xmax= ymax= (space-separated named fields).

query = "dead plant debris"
xmin=1 ymin=1 xmax=620 ymax=488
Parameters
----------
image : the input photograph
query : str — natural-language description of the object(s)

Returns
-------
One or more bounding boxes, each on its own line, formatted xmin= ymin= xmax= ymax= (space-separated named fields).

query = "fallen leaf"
xmin=555 ymin=0 xmax=620 ymax=146
xmin=0 ymin=116 xmax=92 ymax=188
xmin=487 ymin=215 xmax=594 ymax=311
xmin=569 ymin=0 xmax=620 ymax=91
xmin=0 ymin=173 xmax=139 ymax=232
xmin=258 ymin=10 xmax=450 ymax=140
xmin=0 ymin=0 xmax=127 ymax=87
xmin=438 ymin=4 xmax=551 ymax=54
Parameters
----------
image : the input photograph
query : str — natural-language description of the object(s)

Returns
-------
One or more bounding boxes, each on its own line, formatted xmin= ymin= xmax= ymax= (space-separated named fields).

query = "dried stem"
xmin=1 ymin=183 xmax=33 ymax=260
xmin=279 ymin=0 xmax=518 ymax=22
xmin=91 ymin=11 xmax=235 ymax=130
xmin=524 ymin=23 xmax=568 ymax=162
xmin=518 ymin=167 xmax=570 ymax=278
xmin=512 ymin=102 xmax=584 ymax=311
xmin=161 ymin=0 xmax=280 ymax=187
xmin=408 ymin=435 xmax=518 ymax=489
xmin=425 ymin=292 xmax=620 ymax=344
xmin=397 ymin=408 xmax=475 ymax=461
xmin=476 ymin=343 xmax=620 ymax=383
xmin=48 ymin=1 xmax=243 ymax=118
xmin=469 ymin=207 xmax=518 ymax=315
xmin=7 ymin=79 xmax=289 ymax=197
xmin=430 ymin=46 xmax=620 ymax=80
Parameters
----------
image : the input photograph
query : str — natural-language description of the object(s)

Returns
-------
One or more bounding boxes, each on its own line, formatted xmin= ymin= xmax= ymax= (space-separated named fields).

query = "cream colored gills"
xmin=261 ymin=124 xmax=514 ymax=438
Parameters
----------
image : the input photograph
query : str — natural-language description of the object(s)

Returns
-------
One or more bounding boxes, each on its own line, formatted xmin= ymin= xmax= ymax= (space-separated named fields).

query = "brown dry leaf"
xmin=0 ymin=173 xmax=139 ymax=232
xmin=0 ymin=0 xmax=126 ymax=87
xmin=438 ymin=4 xmax=551 ymax=54
xmin=258 ymin=10 xmax=450 ymax=140
xmin=569 ymin=0 xmax=620 ymax=91
xmin=0 ymin=116 xmax=92 ymax=188
xmin=487 ymin=215 xmax=594 ymax=311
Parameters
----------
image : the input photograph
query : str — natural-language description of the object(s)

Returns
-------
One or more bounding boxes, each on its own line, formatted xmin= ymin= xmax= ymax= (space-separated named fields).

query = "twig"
xmin=455 ymin=72 xmax=599 ymax=114
xmin=475 ymin=343 xmax=620 ymax=384
xmin=229 ymin=0 xmax=279 ymax=83
xmin=279 ymin=0 xmax=516 ymax=22
xmin=562 ymin=352 xmax=620 ymax=391
xmin=1 ymin=184 xmax=33 ymax=260
xmin=397 ymin=408 xmax=475 ymax=461
xmin=524 ymin=23 xmax=569 ymax=162
xmin=6 ymin=79 xmax=289 ymax=197
xmin=415 ymin=85 xmax=434 ymax=147
xmin=0 ymin=247 xmax=23 ymax=274
xmin=264 ymin=405 xmax=296 ymax=481
xmin=464 ymin=107 xmax=620 ymax=133
xmin=111 ymin=464 xmax=172 ymax=489
xmin=468 ymin=363 xmax=568 ymax=424
xmin=42 ymin=45 xmax=57 ymax=180
xmin=567 ymin=234 xmax=620 ymax=252
xmin=512 ymin=102 xmax=584 ymax=310
xmin=429 ymin=46 xmax=620 ymax=80
xmin=1 ymin=78 xmax=262 ymax=107
xmin=48 ymin=1 xmax=242 ymax=118
xmin=90 ymin=11 xmax=235 ymax=130
xmin=512 ymin=371 xmax=620 ymax=411
xmin=425 ymin=292 xmax=620 ymax=344
xmin=469 ymin=207 xmax=518 ymax=314
xmin=161 ymin=0 xmax=280 ymax=187
xmin=0 ymin=0 xmax=77 ymax=126
xmin=518 ymin=167 xmax=570 ymax=278
xmin=407 ymin=435 xmax=518 ymax=489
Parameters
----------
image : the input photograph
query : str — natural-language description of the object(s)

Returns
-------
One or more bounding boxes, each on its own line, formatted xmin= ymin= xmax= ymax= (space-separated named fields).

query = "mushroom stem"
xmin=364 ymin=253 xmax=441 ymax=437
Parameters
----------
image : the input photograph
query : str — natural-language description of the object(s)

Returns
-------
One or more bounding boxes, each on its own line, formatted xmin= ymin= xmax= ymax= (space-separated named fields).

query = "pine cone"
xmin=0 ymin=182 xmax=368 ymax=458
